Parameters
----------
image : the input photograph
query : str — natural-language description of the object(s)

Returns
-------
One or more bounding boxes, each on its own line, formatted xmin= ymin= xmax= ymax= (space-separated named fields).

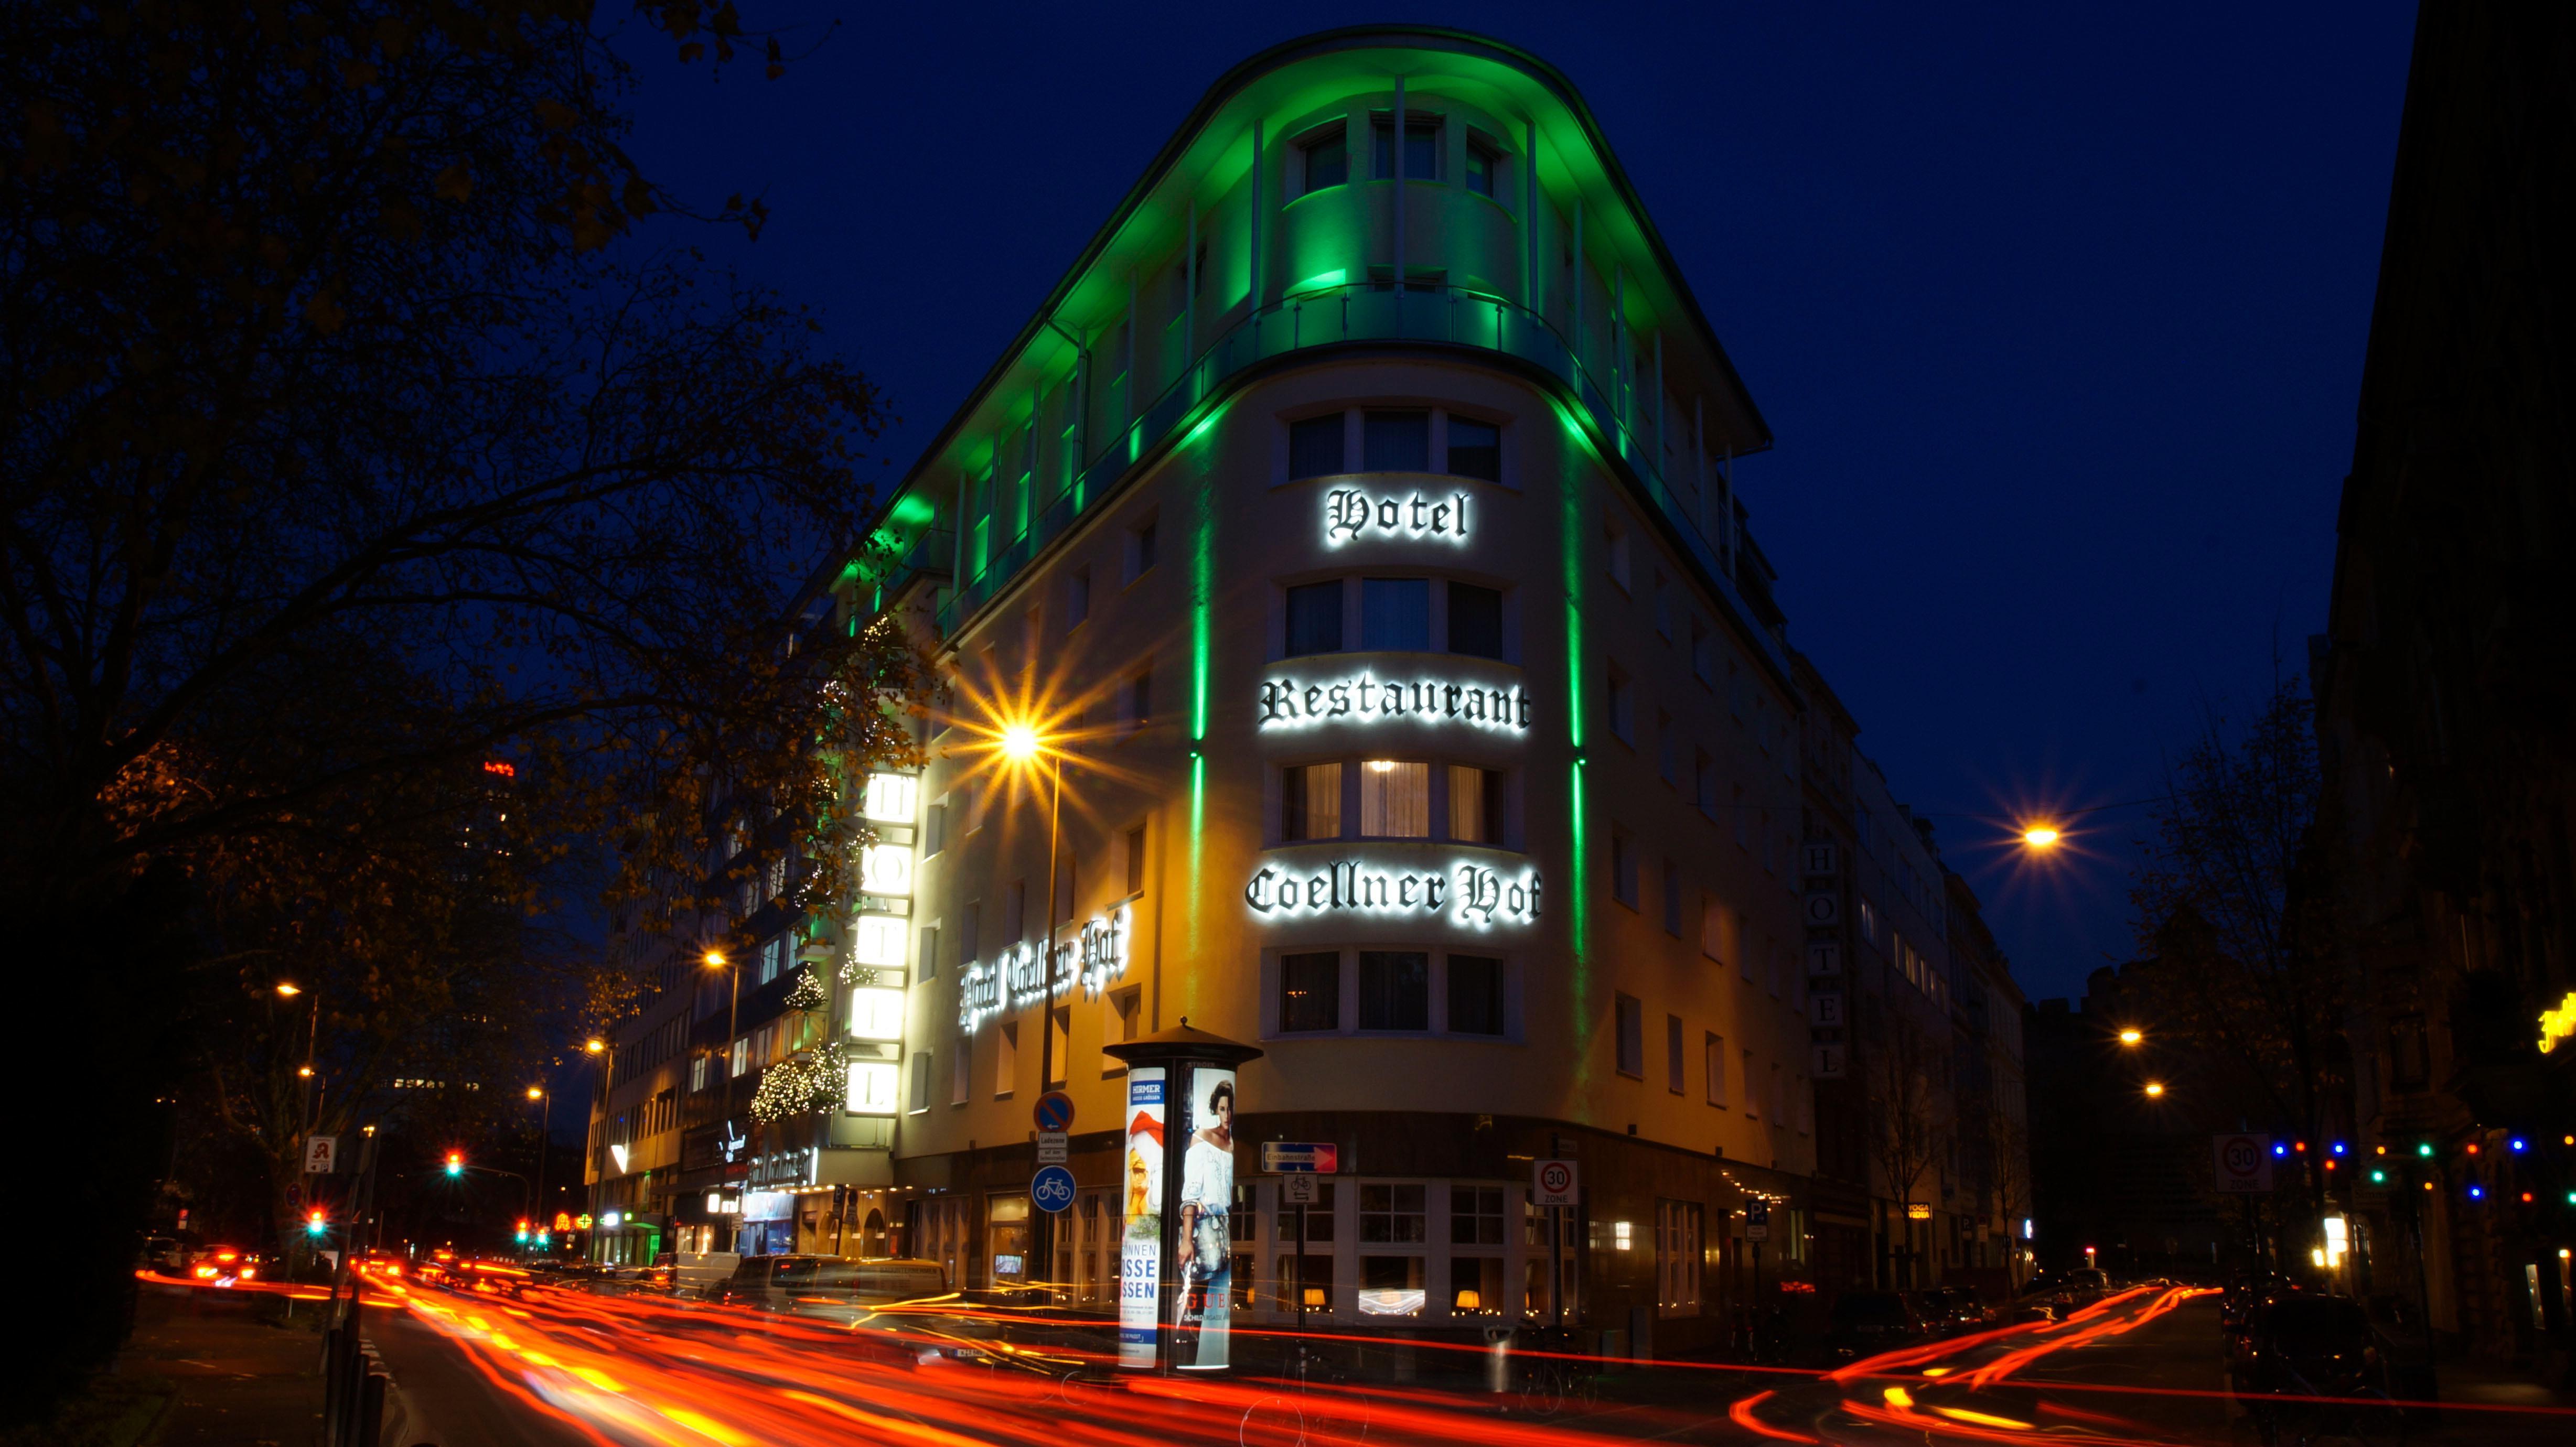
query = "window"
xmin=1662 ymin=858 xmax=1682 ymax=935
xmin=1448 ymin=955 xmax=1503 ymax=1035
xmin=1360 ymin=760 xmax=1429 ymax=837
xmin=1285 ymin=580 xmax=1344 ymax=656
xmin=1463 ymin=138 xmax=1497 ymax=197
xmin=1289 ymin=414 xmax=1345 ymax=479
xmin=1704 ymin=1033 xmax=1727 ymax=1106
xmin=1372 ymin=117 xmax=1439 ymax=179
xmin=1129 ymin=517 xmax=1157 ymax=580
xmin=1280 ymin=952 xmax=1340 ymax=1033
xmin=960 ymin=901 xmax=981 ymax=968
xmin=1361 ymin=577 xmax=1430 ymax=650
xmin=1604 ymin=519 xmax=1632 ymax=591
xmin=1653 ymin=572 xmax=1673 ymax=639
xmin=1693 ymin=749 xmax=1715 ymax=814
xmin=1447 ymin=582 xmax=1502 ymax=658
xmin=1104 ymin=988 xmax=1141 ymax=1070
xmin=1067 ymin=567 xmax=1090 ymax=628
xmin=1447 ymin=416 xmax=1500 ymax=481
xmin=1363 ymin=409 xmax=1431 ymax=472
xmin=951 ymin=1036 xmax=971 ymax=1105
xmin=1004 ymin=879 xmax=1026 ymax=945
xmin=1302 ymin=128 xmax=1347 ymax=190
xmin=1125 ymin=824 xmax=1147 ymax=895
xmin=1666 ymin=1014 xmax=1685 ymax=1094
xmin=1732 ymin=784 xmax=1749 ymax=847
xmin=1125 ymin=668 xmax=1152 ymax=731
xmin=1768 ymin=1061 xmax=1785 ymax=1126
xmin=924 ymin=800 xmax=948 ymax=855
xmin=1611 ymin=827 xmax=1638 ymax=908
xmin=1615 ymin=994 xmax=1644 ymax=1077
xmin=1742 ymin=1049 xmax=1758 ymax=1118
xmin=691 ymin=1054 xmax=709 ymax=1092
xmin=1360 ymin=1182 xmax=1427 ymax=1243
xmin=919 ymin=924 xmax=940 ymax=981
xmin=1606 ymin=666 xmax=1633 ymax=742
xmin=909 ymin=1052 xmax=931 ymax=1114
xmin=1657 ymin=709 xmax=1676 ymax=783
xmin=995 ymin=1021 xmax=1018 ymax=1096
xmin=730 ymin=1036 xmax=748 ymax=1077
xmin=1282 ymin=762 xmax=1343 ymax=840
xmin=1690 ymin=619 xmax=1713 ymax=682
xmin=1358 ymin=950 xmax=1430 ymax=1031
xmin=1656 ymin=1201 xmax=1703 ymax=1316
xmin=1446 ymin=764 xmax=1502 ymax=845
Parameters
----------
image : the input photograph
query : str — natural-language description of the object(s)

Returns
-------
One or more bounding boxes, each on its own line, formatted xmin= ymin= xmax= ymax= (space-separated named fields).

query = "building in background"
xmin=2311 ymin=4 xmax=2575 ymax=1372
xmin=1947 ymin=869 xmax=2032 ymax=1294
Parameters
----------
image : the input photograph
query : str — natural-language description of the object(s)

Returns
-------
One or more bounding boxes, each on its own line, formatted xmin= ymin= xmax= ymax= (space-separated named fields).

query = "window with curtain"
xmin=1446 ymin=416 xmax=1500 ymax=480
xmin=1360 ymin=760 xmax=1429 ymax=837
xmin=1285 ymin=580 xmax=1343 ymax=656
xmin=1446 ymin=764 xmax=1502 ymax=845
xmin=1447 ymin=955 xmax=1502 ymax=1035
xmin=1363 ymin=409 xmax=1431 ymax=472
xmin=1289 ymin=414 xmax=1346 ymax=479
xmin=1282 ymin=762 xmax=1343 ymax=841
xmin=1360 ymin=577 xmax=1429 ymax=650
xmin=1358 ymin=951 xmax=1429 ymax=1031
xmin=1280 ymin=953 xmax=1339 ymax=1033
xmin=1446 ymin=581 xmax=1502 ymax=657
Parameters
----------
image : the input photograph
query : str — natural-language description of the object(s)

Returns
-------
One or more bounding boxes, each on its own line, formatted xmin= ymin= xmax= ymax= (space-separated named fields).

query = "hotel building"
xmin=588 ymin=26 xmax=2023 ymax=1350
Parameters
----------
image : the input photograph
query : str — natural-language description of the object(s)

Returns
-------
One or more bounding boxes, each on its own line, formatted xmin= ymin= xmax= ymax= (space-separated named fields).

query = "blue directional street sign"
xmin=1032 ymin=1164 xmax=1078 ymax=1214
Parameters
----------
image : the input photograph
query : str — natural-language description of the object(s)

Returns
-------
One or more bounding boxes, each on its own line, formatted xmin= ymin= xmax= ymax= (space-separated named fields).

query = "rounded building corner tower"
xmin=835 ymin=27 xmax=1829 ymax=1349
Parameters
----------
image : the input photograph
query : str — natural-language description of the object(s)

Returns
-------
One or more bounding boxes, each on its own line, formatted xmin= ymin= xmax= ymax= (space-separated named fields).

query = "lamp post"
xmin=527 ymin=1085 xmax=552 ymax=1251
xmin=582 ymin=1038 xmax=607 ymax=1261
xmin=706 ymin=949 xmax=742 ymax=1246
xmin=1003 ymin=721 xmax=1071 ymax=1291
xmin=276 ymin=981 xmax=319 ymax=1135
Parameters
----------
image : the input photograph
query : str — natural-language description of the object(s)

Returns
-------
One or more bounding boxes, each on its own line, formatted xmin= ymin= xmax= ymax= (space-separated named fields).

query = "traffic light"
xmin=306 ymin=1210 xmax=327 ymax=1236
xmin=445 ymin=1151 xmax=464 ymax=1177
xmin=2417 ymin=1142 xmax=2435 ymax=1158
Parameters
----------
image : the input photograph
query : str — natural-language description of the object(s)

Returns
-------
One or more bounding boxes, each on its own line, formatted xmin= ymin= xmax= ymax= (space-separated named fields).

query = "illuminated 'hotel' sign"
xmin=1324 ymin=489 xmax=1472 ymax=547
xmin=1245 ymin=859 xmax=1541 ymax=928
xmin=1259 ymin=673 xmax=1531 ymax=733
xmin=957 ymin=905 xmax=1133 ymax=1032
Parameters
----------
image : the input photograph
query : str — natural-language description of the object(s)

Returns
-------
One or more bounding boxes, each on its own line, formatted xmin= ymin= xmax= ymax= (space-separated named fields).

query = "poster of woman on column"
xmin=1175 ymin=1067 xmax=1236 ymax=1369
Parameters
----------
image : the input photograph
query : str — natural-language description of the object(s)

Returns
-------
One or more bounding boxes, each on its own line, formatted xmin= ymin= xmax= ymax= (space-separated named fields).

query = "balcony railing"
xmin=928 ymin=284 xmax=1783 ymax=677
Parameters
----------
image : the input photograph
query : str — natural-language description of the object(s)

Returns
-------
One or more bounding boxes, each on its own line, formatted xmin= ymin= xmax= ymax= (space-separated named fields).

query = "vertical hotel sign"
xmin=1117 ymin=1068 xmax=1166 ymax=1368
xmin=845 ymin=771 xmax=919 ymax=1114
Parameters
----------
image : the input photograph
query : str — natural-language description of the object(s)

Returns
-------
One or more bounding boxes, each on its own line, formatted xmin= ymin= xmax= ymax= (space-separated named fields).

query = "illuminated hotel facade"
xmin=830 ymin=27 xmax=1836 ymax=1353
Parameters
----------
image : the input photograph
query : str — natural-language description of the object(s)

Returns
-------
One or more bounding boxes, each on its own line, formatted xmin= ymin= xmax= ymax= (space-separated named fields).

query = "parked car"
xmin=2228 ymin=1294 xmax=2397 ymax=1443
xmin=1915 ymin=1288 xmax=1993 ymax=1335
xmin=1823 ymin=1291 xmax=1929 ymax=1362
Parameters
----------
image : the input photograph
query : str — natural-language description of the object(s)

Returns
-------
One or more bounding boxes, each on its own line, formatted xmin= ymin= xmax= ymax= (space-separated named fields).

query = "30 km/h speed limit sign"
xmin=1533 ymin=1158 xmax=1579 ymax=1207
xmin=2213 ymin=1133 xmax=2272 ymax=1193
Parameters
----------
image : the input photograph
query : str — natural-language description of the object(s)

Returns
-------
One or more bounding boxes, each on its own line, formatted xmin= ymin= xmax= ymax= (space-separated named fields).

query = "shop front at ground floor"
xmin=890 ymin=1110 xmax=1819 ymax=1357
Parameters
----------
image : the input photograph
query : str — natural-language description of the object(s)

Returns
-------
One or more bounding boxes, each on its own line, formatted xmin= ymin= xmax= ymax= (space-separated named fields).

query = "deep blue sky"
xmin=622 ymin=2 xmax=2417 ymax=1003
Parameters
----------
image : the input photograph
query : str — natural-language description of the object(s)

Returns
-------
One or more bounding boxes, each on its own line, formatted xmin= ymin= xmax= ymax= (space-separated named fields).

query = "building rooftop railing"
xmin=926 ymin=283 xmax=1787 ymax=679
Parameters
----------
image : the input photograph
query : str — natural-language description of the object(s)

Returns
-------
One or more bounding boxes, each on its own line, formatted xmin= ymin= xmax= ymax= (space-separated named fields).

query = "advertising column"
xmin=1118 ymin=1068 xmax=1167 ymax=1369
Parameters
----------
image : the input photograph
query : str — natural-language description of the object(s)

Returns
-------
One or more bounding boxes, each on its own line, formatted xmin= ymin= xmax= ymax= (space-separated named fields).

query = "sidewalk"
xmin=114 ymin=1283 xmax=326 ymax=1446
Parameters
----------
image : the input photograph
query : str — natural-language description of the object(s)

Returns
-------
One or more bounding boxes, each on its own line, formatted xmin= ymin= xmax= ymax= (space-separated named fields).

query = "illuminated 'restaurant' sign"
xmin=1259 ymin=673 xmax=1531 ymax=733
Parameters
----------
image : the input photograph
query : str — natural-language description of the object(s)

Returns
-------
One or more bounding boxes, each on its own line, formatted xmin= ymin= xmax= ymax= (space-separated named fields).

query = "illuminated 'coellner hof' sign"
xmin=1246 ymin=859 xmax=1541 ymax=928
xmin=1259 ymin=674 xmax=1531 ymax=733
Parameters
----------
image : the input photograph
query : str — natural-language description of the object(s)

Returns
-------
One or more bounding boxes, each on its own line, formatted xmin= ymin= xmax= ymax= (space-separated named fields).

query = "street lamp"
xmin=276 ymin=981 xmax=321 ymax=1138
xmin=996 ymin=715 xmax=1071 ymax=1290
xmin=2020 ymin=824 xmax=2062 ymax=848
xmin=706 ymin=949 xmax=743 ymax=1237
xmin=2143 ymin=1081 xmax=2166 ymax=1098
xmin=2118 ymin=1028 xmax=2144 ymax=1047
xmin=527 ymin=1085 xmax=552 ymax=1252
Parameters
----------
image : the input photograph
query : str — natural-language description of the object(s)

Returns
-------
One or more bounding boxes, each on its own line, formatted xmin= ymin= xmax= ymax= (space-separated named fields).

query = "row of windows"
xmin=915 ymin=820 xmax=1148 ymax=978
xmin=1274 ymin=947 xmax=1509 ymax=1038
xmin=1605 ymin=827 xmax=1797 ymax=996
xmin=1612 ymin=993 xmax=1808 ymax=1130
xmin=1296 ymin=112 xmax=1507 ymax=198
xmin=915 ymin=986 xmax=1147 ymax=1109
xmin=1285 ymin=576 xmax=1504 ymax=659
xmin=1287 ymin=408 xmax=1501 ymax=483
xmin=1281 ymin=760 xmax=1505 ymax=846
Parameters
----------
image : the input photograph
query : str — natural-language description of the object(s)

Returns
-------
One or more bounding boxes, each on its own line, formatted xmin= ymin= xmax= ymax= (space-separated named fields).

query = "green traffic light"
xmin=2370 ymin=1170 xmax=2387 ymax=1184
xmin=2417 ymin=1142 xmax=2434 ymax=1157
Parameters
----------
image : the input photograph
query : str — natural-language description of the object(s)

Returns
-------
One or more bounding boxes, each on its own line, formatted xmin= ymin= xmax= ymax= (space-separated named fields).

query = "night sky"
xmin=624 ymin=2 xmax=2417 ymax=1003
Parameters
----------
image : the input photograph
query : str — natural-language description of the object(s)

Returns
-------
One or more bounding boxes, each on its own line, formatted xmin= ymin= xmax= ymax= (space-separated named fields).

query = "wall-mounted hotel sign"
xmin=956 ymin=904 xmax=1133 ymax=1032
xmin=1259 ymin=673 xmax=1532 ymax=734
xmin=1324 ymin=489 xmax=1471 ymax=547
xmin=1244 ymin=858 xmax=1541 ymax=928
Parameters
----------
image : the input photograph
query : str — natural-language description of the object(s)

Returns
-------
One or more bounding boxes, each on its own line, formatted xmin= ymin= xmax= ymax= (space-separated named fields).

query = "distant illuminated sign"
xmin=1259 ymin=673 xmax=1531 ymax=733
xmin=863 ymin=772 xmax=919 ymax=824
xmin=2539 ymin=991 xmax=2576 ymax=1053
xmin=1244 ymin=858 xmax=1540 ymax=928
xmin=859 ymin=844 xmax=913 ymax=896
xmin=957 ymin=905 xmax=1132 ymax=1032
xmin=1323 ymin=488 xmax=1472 ymax=547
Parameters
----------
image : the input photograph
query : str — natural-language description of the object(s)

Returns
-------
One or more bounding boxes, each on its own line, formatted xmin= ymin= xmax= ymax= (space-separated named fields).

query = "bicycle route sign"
xmin=2213 ymin=1133 xmax=2272 ymax=1193
xmin=1533 ymin=1158 xmax=1579 ymax=1207
xmin=1031 ymin=1164 xmax=1078 ymax=1213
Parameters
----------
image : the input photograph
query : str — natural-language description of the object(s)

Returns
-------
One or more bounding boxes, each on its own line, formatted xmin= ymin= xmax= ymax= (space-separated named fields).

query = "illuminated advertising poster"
xmin=1117 ymin=1067 xmax=1166 ymax=1368
xmin=1175 ymin=1066 xmax=1237 ymax=1370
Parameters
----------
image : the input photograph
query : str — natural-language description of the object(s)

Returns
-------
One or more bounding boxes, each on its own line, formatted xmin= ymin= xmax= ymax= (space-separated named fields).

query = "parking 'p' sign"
xmin=1532 ymin=1158 xmax=1579 ymax=1207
